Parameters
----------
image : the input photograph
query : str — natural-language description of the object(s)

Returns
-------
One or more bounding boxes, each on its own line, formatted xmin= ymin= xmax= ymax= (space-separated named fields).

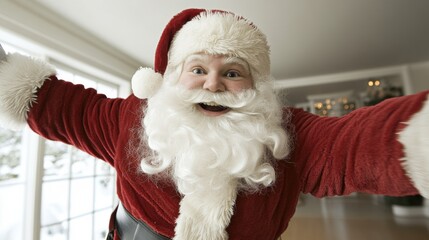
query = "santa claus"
xmin=0 ymin=8 xmax=428 ymax=240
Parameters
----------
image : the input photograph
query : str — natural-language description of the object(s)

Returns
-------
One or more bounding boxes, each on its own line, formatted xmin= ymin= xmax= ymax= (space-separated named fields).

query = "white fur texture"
xmin=173 ymin=180 xmax=237 ymax=240
xmin=0 ymin=53 xmax=55 ymax=130
xmin=168 ymin=12 xmax=270 ymax=86
xmin=141 ymin=81 xmax=289 ymax=193
xmin=398 ymin=93 xmax=429 ymax=198
xmin=139 ymin=68 xmax=289 ymax=239
xmin=131 ymin=67 xmax=163 ymax=99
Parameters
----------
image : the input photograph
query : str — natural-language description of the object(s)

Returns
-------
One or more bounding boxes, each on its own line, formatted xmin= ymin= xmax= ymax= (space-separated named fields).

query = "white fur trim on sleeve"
xmin=0 ymin=53 xmax=56 ymax=130
xmin=398 ymin=93 xmax=429 ymax=198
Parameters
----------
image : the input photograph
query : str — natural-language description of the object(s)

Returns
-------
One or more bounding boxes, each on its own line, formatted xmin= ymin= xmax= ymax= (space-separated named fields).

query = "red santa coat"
xmin=22 ymin=75 xmax=425 ymax=240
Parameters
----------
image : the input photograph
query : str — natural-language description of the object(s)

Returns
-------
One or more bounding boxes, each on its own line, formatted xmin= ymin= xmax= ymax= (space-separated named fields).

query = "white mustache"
xmin=177 ymin=88 xmax=258 ymax=109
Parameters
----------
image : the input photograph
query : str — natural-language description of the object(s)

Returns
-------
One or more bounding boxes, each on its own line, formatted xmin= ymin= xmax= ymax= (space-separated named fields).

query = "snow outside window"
xmin=0 ymin=42 xmax=119 ymax=240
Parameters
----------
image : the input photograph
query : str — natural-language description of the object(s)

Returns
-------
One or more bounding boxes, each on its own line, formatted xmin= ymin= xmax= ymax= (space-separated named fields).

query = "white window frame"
xmin=0 ymin=26 xmax=132 ymax=239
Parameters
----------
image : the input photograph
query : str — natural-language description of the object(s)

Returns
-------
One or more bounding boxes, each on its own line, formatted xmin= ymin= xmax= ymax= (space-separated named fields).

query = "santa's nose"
xmin=203 ymin=73 xmax=225 ymax=92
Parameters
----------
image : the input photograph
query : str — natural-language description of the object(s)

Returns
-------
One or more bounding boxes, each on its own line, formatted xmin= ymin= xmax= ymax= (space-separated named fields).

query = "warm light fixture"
xmin=368 ymin=79 xmax=382 ymax=87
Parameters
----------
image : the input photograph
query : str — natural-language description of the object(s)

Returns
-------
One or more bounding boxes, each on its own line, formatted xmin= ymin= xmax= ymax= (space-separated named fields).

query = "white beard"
xmin=139 ymin=78 xmax=290 ymax=240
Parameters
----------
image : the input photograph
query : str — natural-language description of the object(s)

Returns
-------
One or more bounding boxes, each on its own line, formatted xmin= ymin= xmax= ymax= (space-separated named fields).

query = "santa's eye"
xmin=192 ymin=68 xmax=205 ymax=75
xmin=225 ymin=71 xmax=240 ymax=78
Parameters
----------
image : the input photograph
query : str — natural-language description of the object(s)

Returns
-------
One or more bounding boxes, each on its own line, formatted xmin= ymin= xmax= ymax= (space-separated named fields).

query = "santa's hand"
xmin=0 ymin=44 xmax=7 ymax=62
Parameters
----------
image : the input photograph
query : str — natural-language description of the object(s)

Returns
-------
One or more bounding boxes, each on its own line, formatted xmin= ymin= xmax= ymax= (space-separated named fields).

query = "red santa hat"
xmin=132 ymin=8 xmax=271 ymax=99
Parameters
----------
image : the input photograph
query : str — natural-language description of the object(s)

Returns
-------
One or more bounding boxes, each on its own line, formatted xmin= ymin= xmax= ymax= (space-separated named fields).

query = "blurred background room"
xmin=1 ymin=1 xmax=428 ymax=239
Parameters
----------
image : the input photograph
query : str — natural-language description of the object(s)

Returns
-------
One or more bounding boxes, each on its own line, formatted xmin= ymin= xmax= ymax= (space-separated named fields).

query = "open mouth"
xmin=197 ymin=102 xmax=230 ymax=114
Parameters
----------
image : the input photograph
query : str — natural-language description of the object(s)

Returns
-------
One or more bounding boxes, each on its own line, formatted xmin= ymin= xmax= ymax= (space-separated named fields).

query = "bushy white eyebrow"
xmin=183 ymin=54 xmax=250 ymax=73
xmin=184 ymin=54 xmax=206 ymax=64
xmin=223 ymin=56 xmax=251 ymax=73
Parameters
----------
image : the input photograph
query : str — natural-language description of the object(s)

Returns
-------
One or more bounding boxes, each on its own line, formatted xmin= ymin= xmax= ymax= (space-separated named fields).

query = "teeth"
xmin=203 ymin=102 xmax=221 ymax=106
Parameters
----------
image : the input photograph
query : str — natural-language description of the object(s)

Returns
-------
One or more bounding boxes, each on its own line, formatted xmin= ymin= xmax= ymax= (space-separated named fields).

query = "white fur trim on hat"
xmin=131 ymin=67 xmax=163 ymax=99
xmin=169 ymin=12 xmax=271 ymax=82
xmin=398 ymin=93 xmax=429 ymax=198
xmin=0 ymin=53 xmax=56 ymax=130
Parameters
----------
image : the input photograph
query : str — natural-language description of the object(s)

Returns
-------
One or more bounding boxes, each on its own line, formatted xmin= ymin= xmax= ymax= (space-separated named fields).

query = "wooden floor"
xmin=280 ymin=194 xmax=429 ymax=240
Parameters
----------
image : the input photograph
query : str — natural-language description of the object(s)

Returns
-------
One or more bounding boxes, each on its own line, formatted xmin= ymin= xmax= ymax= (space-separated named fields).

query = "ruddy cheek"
xmin=179 ymin=79 xmax=196 ymax=89
xmin=185 ymin=77 xmax=205 ymax=90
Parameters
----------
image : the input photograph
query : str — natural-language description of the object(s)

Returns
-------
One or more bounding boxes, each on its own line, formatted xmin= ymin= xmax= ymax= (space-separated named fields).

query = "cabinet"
xmin=275 ymin=65 xmax=413 ymax=116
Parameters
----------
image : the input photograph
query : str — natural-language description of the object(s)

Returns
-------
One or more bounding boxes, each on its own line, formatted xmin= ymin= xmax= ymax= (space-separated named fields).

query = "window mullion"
xmin=23 ymin=130 xmax=46 ymax=240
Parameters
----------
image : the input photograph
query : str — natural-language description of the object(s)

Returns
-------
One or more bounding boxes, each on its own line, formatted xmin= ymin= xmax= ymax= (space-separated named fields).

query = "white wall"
xmin=409 ymin=61 xmax=429 ymax=92
xmin=0 ymin=1 xmax=138 ymax=97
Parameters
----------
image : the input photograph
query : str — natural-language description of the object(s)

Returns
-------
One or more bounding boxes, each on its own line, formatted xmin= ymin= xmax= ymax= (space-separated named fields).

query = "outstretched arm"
xmin=0 ymin=44 xmax=126 ymax=164
xmin=288 ymin=90 xmax=429 ymax=198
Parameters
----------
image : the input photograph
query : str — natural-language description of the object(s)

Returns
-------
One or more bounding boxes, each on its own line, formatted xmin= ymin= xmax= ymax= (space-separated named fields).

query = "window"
xmin=0 ymin=40 xmax=124 ymax=240
xmin=40 ymin=67 xmax=118 ymax=240
xmin=0 ymin=43 xmax=30 ymax=240
xmin=0 ymin=127 xmax=25 ymax=240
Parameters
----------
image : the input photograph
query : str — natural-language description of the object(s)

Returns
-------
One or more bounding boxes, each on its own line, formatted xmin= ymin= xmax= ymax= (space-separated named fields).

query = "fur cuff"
xmin=398 ymin=93 xmax=429 ymax=198
xmin=0 ymin=53 xmax=56 ymax=130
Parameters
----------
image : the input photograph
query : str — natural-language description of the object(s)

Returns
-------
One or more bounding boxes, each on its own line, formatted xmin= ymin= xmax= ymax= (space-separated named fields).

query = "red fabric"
xmin=27 ymin=76 xmax=425 ymax=239
xmin=155 ymin=9 xmax=206 ymax=74
xmin=289 ymin=94 xmax=424 ymax=197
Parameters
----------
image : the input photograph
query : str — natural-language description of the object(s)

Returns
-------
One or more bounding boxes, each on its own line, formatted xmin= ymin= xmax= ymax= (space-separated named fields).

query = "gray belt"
xmin=116 ymin=203 xmax=171 ymax=240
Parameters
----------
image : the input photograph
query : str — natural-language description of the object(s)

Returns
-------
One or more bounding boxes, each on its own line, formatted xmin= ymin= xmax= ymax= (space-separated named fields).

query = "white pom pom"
xmin=131 ymin=67 xmax=163 ymax=99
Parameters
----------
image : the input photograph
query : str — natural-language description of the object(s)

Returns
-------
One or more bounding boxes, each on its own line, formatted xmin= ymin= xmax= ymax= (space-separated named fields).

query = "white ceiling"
xmin=35 ymin=0 xmax=429 ymax=82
